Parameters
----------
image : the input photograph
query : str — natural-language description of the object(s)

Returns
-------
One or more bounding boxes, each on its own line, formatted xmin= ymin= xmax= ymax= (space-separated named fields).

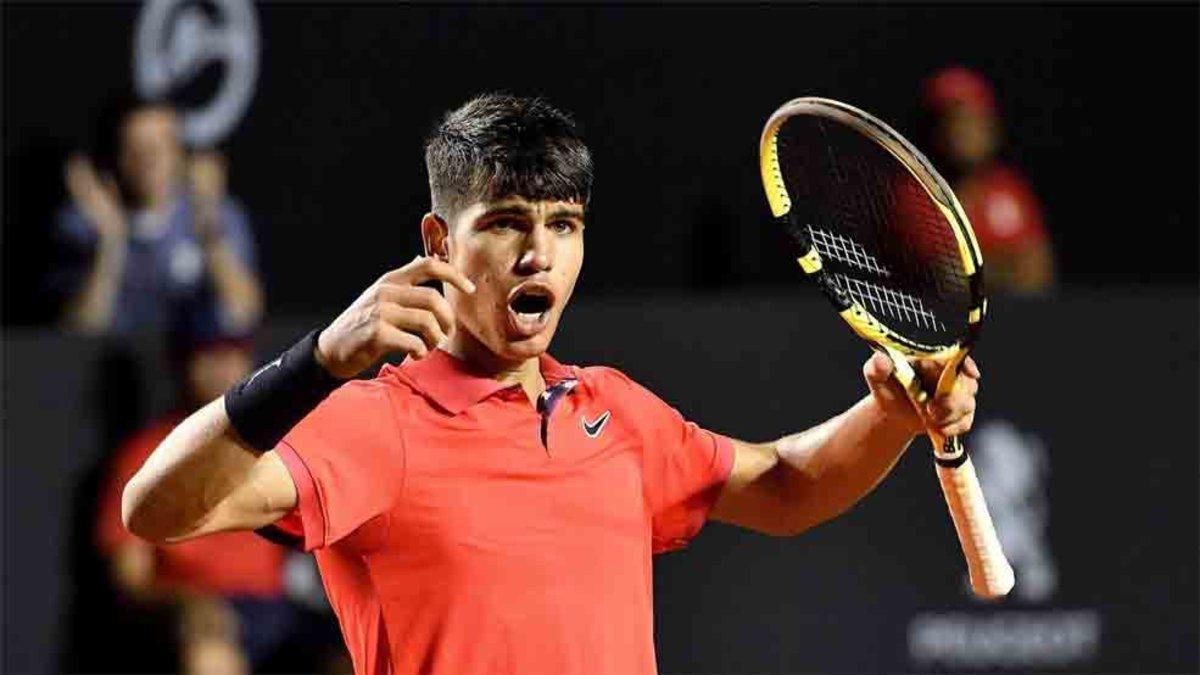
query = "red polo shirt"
xmin=270 ymin=349 xmax=734 ymax=675
xmin=958 ymin=163 xmax=1047 ymax=255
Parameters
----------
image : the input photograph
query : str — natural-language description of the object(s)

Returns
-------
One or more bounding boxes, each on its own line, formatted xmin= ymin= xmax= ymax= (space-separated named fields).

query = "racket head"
xmin=760 ymin=97 xmax=986 ymax=361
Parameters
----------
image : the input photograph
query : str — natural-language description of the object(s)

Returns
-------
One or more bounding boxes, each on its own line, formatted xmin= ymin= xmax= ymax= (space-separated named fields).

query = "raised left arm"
xmin=710 ymin=352 xmax=979 ymax=536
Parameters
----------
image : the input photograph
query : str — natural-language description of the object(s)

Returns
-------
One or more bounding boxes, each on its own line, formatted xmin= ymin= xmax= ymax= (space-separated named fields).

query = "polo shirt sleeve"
xmin=602 ymin=369 xmax=735 ymax=553
xmin=271 ymin=379 xmax=405 ymax=551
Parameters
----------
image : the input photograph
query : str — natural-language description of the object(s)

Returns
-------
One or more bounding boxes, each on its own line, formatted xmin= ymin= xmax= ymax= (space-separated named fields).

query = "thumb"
xmin=862 ymin=350 xmax=921 ymax=424
xmin=862 ymin=350 xmax=895 ymax=386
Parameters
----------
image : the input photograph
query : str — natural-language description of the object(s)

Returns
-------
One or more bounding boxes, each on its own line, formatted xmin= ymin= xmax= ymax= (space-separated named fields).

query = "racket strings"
xmin=829 ymin=273 xmax=945 ymax=331
xmin=775 ymin=117 xmax=970 ymax=345
xmin=805 ymin=225 xmax=890 ymax=277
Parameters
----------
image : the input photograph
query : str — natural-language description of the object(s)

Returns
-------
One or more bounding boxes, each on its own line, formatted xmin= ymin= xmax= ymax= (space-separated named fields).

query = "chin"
xmin=486 ymin=316 xmax=562 ymax=363
xmin=497 ymin=332 xmax=554 ymax=361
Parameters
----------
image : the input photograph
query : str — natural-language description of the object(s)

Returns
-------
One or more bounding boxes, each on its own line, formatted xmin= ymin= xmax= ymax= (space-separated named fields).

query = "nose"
xmin=516 ymin=224 xmax=554 ymax=275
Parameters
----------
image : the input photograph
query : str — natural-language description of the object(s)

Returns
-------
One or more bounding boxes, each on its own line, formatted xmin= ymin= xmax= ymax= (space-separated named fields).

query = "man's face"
xmin=435 ymin=196 xmax=585 ymax=364
xmin=935 ymin=106 xmax=999 ymax=171
xmin=119 ymin=108 xmax=183 ymax=206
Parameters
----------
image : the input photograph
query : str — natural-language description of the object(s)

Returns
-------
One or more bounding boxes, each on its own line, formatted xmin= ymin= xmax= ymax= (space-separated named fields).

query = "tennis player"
xmin=123 ymin=94 xmax=981 ymax=675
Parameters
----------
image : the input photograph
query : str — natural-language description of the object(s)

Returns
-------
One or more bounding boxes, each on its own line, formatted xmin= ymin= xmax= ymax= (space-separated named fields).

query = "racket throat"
xmin=879 ymin=345 xmax=926 ymax=403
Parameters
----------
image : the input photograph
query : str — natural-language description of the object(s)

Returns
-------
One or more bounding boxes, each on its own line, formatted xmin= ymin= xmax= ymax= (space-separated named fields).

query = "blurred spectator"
xmin=51 ymin=95 xmax=263 ymax=335
xmin=94 ymin=331 xmax=294 ymax=675
xmin=923 ymin=66 xmax=1055 ymax=294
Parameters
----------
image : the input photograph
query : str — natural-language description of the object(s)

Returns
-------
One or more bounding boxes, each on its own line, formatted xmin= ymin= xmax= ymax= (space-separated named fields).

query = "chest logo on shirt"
xmin=581 ymin=411 xmax=612 ymax=438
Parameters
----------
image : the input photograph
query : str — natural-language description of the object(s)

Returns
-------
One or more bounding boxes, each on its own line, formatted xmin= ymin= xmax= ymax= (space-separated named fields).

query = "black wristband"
xmin=225 ymin=330 xmax=343 ymax=453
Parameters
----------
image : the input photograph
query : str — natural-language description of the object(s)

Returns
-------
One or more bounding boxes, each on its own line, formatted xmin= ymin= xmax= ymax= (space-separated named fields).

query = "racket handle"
xmin=933 ymin=441 xmax=1015 ymax=600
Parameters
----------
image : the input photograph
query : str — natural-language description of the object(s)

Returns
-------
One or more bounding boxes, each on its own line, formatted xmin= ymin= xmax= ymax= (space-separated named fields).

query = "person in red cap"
xmin=95 ymin=330 xmax=303 ymax=675
xmin=923 ymin=66 xmax=1055 ymax=293
xmin=121 ymin=94 xmax=982 ymax=675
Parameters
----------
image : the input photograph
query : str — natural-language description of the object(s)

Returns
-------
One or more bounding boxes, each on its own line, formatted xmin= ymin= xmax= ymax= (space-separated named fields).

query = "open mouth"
xmin=506 ymin=284 xmax=555 ymax=336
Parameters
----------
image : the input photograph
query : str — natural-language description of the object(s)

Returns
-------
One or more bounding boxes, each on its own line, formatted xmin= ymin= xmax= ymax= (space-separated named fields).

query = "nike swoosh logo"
xmin=245 ymin=357 xmax=282 ymax=387
xmin=581 ymin=411 xmax=611 ymax=438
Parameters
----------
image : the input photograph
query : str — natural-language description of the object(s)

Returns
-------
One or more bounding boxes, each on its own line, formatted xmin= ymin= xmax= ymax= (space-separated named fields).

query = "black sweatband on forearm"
xmin=225 ymin=329 xmax=344 ymax=453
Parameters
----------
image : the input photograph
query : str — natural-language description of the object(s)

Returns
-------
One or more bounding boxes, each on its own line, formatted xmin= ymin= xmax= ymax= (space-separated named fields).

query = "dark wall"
xmin=4 ymin=4 xmax=1198 ymax=324
xmin=5 ymin=292 xmax=1198 ymax=674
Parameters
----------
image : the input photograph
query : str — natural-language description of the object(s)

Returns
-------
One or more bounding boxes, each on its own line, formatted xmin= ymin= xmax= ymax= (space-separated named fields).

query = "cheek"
xmin=453 ymin=237 xmax=504 ymax=274
xmin=558 ymin=243 xmax=585 ymax=291
xmin=454 ymin=244 xmax=512 ymax=300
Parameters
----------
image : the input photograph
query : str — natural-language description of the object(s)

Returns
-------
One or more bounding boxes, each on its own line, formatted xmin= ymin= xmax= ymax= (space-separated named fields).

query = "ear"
xmin=421 ymin=212 xmax=451 ymax=260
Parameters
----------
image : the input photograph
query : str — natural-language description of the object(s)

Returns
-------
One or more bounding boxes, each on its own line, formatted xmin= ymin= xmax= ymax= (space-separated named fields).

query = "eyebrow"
xmin=480 ymin=204 xmax=585 ymax=220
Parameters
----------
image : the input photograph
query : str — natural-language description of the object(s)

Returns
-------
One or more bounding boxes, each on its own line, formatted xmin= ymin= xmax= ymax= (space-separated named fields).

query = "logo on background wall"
xmin=907 ymin=420 xmax=1101 ymax=669
xmin=134 ymin=0 xmax=260 ymax=146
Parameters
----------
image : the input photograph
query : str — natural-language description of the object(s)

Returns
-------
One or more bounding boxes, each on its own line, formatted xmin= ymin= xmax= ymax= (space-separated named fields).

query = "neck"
xmin=442 ymin=328 xmax=544 ymax=403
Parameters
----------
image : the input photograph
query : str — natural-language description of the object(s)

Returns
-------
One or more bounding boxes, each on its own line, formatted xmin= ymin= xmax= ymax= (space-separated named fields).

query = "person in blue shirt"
xmin=53 ymin=97 xmax=263 ymax=337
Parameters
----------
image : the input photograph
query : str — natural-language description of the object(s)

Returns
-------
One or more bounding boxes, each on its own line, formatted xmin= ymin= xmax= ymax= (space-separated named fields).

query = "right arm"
xmin=121 ymin=399 xmax=295 ymax=543
xmin=122 ymin=256 xmax=474 ymax=544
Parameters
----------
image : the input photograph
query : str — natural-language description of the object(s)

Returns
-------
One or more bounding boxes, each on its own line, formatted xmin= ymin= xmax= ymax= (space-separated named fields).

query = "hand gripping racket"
xmin=759 ymin=97 xmax=1014 ymax=599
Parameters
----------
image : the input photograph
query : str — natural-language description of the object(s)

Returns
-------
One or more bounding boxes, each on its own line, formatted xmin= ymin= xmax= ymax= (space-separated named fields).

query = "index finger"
xmin=382 ymin=256 xmax=476 ymax=295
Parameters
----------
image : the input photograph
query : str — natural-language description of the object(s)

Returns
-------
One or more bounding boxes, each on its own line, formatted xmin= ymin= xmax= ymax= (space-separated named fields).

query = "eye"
xmin=486 ymin=218 xmax=519 ymax=232
xmin=549 ymin=219 xmax=578 ymax=234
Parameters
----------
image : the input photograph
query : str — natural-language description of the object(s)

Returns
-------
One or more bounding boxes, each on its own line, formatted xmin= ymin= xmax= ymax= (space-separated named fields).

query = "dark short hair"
xmin=424 ymin=94 xmax=593 ymax=220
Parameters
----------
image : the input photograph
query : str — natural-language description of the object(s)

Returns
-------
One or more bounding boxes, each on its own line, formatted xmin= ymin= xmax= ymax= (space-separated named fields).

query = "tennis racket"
xmin=758 ymin=97 xmax=1014 ymax=599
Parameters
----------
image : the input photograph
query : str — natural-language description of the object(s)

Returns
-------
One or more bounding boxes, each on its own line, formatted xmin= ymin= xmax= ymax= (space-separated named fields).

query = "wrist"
xmin=864 ymin=394 xmax=924 ymax=438
xmin=225 ymin=330 xmax=346 ymax=453
xmin=313 ymin=329 xmax=357 ymax=379
xmin=313 ymin=330 xmax=334 ymax=373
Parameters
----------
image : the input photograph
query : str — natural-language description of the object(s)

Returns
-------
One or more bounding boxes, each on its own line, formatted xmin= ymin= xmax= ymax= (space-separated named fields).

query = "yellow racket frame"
xmin=760 ymin=97 xmax=1015 ymax=600
xmin=759 ymin=97 xmax=986 ymax=437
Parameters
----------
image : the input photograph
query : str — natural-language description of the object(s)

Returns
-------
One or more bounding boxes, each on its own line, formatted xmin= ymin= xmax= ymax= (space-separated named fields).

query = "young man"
xmin=123 ymin=95 xmax=980 ymax=675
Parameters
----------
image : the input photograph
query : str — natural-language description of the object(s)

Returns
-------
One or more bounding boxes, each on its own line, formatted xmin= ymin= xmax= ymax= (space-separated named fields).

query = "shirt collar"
xmin=390 ymin=348 xmax=577 ymax=414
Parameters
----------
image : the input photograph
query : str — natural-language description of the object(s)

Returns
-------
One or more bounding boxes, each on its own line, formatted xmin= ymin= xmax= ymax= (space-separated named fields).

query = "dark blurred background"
xmin=3 ymin=2 xmax=1197 ymax=674
xmin=5 ymin=3 xmax=1197 ymax=320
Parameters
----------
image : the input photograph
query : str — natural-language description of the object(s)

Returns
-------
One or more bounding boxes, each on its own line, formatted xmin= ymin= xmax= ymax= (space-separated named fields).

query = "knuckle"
xmin=375 ymin=283 xmax=399 ymax=301
xmin=426 ymin=310 xmax=441 ymax=329
xmin=412 ymin=285 xmax=439 ymax=305
xmin=365 ymin=285 xmax=382 ymax=304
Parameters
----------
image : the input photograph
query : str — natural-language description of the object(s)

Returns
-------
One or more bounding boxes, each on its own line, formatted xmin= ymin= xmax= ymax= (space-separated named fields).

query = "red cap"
xmin=923 ymin=66 xmax=997 ymax=115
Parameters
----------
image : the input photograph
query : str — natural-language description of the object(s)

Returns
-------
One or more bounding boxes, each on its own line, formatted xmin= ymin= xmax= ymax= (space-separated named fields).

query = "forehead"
xmin=456 ymin=196 xmax=585 ymax=223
